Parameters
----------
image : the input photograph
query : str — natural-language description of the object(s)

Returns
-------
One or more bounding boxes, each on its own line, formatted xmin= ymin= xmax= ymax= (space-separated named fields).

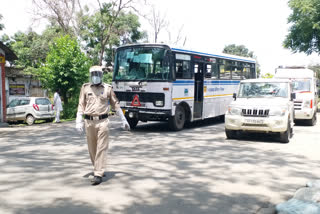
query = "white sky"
xmin=0 ymin=0 xmax=319 ymax=75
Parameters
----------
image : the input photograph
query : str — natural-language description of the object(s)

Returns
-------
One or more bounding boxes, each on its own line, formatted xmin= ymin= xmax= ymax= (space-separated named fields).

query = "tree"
xmin=0 ymin=14 xmax=4 ymax=31
xmin=284 ymin=0 xmax=320 ymax=54
xmin=31 ymin=0 xmax=81 ymax=35
xmin=223 ymin=44 xmax=261 ymax=77
xmin=78 ymin=3 xmax=145 ymax=65
xmin=1 ymin=26 xmax=63 ymax=72
xmin=261 ymin=73 xmax=274 ymax=79
xmin=145 ymin=5 xmax=168 ymax=43
xmin=39 ymin=35 xmax=91 ymax=107
xmin=223 ymin=44 xmax=254 ymax=58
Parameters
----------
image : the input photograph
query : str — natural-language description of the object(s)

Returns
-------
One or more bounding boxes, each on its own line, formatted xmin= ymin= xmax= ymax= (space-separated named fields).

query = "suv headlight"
xmin=269 ymin=107 xmax=286 ymax=116
xmin=227 ymin=106 xmax=242 ymax=115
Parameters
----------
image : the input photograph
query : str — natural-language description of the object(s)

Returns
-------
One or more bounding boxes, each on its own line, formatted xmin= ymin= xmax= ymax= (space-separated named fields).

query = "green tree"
xmin=39 ymin=35 xmax=91 ymax=118
xmin=261 ymin=73 xmax=274 ymax=79
xmin=1 ymin=26 xmax=63 ymax=72
xmin=223 ymin=44 xmax=261 ymax=77
xmin=78 ymin=3 xmax=145 ymax=65
xmin=223 ymin=44 xmax=254 ymax=58
xmin=284 ymin=0 xmax=320 ymax=54
xmin=0 ymin=14 xmax=4 ymax=31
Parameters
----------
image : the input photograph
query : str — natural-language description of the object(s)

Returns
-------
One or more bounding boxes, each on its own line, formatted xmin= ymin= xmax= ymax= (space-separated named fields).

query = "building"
xmin=5 ymin=66 xmax=47 ymax=103
xmin=0 ymin=42 xmax=17 ymax=123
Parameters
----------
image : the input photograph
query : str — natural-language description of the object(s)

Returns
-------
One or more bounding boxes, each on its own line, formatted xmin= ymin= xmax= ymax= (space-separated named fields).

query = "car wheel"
xmin=225 ymin=128 xmax=238 ymax=139
xmin=26 ymin=115 xmax=35 ymax=125
xmin=279 ymin=120 xmax=291 ymax=143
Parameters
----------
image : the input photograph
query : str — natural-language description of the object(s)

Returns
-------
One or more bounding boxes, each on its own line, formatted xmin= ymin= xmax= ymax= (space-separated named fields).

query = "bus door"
xmin=193 ymin=62 xmax=204 ymax=119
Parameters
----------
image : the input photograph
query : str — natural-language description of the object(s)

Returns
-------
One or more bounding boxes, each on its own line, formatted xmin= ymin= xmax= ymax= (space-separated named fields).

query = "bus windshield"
xmin=238 ymin=82 xmax=288 ymax=98
xmin=114 ymin=47 xmax=171 ymax=81
xmin=292 ymin=79 xmax=311 ymax=92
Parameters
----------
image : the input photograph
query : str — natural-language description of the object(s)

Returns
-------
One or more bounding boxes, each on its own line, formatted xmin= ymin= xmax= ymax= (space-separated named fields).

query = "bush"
xmin=62 ymin=97 xmax=79 ymax=120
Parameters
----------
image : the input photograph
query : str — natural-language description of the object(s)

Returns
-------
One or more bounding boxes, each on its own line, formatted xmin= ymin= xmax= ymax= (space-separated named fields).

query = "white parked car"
xmin=225 ymin=79 xmax=295 ymax=143
xmin=6 ymin=97 xmax=55 ymax=125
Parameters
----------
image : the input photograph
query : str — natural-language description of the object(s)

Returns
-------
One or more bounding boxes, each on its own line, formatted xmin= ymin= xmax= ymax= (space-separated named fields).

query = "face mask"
xmin=92 ymin=76 xmax=101 ymax=85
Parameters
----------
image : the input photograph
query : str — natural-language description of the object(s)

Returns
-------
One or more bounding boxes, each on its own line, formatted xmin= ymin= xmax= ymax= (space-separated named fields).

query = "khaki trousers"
xmin=85 ymin=118 xmax=109 ymax=177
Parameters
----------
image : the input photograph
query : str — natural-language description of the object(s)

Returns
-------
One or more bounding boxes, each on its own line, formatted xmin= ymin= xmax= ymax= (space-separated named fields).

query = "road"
xmin=0 ymin=113 xmax=319 ymax=214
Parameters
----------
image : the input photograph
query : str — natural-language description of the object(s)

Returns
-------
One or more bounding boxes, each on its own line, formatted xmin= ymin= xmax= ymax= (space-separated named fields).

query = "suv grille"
xmin=242 ymin=109 xmax=269 ymax=117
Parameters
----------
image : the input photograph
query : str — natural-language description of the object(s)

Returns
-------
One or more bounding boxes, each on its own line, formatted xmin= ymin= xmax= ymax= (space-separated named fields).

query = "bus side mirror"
xmin=233 ymin=93 xmax=237 ymax=100
xmin=291 ymin=92 xmax=296 ymax=101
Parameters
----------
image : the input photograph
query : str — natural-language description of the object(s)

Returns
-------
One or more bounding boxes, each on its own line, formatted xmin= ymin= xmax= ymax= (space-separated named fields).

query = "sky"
xmin=0 ymin=0 xmax=319 ymax=75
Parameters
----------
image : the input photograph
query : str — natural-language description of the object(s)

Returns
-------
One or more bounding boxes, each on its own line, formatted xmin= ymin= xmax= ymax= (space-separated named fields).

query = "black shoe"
xmin=91 ymin=176 xmax=102 ymax=185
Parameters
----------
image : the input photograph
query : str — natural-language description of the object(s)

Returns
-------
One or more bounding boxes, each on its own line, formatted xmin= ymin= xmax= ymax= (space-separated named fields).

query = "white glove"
xmin=116 ymin=109 xmax=130 ymax=131
xmin=76 ymin=112 xmax=84 ymax=134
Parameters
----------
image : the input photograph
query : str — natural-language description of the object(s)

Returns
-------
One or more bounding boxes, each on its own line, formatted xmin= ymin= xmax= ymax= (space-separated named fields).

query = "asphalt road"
xmin=0 ymin=113 xmax=319 ymax=214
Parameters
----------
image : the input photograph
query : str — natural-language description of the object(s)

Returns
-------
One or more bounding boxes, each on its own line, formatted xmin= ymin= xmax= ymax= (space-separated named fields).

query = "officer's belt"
xmin=84 ymin=114 xmax=108 ymax=120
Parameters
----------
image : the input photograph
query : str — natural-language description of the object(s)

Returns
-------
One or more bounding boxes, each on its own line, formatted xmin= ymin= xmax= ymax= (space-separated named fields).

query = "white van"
xmin=225 ymin=79 xmax=295 ymax=143
xmin=274 ymin=67 xmax=318 ymax=126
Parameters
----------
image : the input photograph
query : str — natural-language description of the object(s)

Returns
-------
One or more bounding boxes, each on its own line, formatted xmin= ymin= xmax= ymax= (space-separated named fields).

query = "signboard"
xmin=9 ymin=84 xmax=25 ymax=95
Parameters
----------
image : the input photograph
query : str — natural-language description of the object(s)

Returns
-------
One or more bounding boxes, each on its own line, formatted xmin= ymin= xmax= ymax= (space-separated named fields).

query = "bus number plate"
xmin=131 ymin=87 xmax=140 ymax=91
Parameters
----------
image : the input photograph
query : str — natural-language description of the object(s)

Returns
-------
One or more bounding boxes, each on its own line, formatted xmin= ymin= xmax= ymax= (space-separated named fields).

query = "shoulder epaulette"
xmin=103 ymin=83 xmax=112 ymax=87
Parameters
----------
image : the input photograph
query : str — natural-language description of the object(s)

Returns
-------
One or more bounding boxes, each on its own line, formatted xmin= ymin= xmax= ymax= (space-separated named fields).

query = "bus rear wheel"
xmin=169 ymin=105 xmax=185 ymax=131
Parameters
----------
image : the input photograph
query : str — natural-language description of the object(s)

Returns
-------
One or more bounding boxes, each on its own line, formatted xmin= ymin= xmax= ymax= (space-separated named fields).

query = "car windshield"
xmin=292 ymin=79 xmax=311 ymax=92
xmin=113 ymin=47 xmax=171 ymax=81
xmin=238 ymin=82 xmax=288 ymax=98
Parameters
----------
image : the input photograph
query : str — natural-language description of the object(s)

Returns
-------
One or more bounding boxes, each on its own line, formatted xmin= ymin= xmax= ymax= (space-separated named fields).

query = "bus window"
xmin=243 ymin=67 xmax=250 ymax=79
xmin=232 ymin=67 xmax=241 ymax=79
xmin=176 ymin=60 xmax=192 ymax=79
xmin=220 ymin=64 xmax=231 ymax=79
xmin=205 ymin=64 xmax=212 ymax=78
xmin=250 ymin=64 xmax=256 ymax=78
xmin=205 ymin=63 xmax=218 ymax=79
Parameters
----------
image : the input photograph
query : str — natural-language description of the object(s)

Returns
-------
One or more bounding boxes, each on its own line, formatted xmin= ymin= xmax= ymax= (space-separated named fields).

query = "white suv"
xmin=225 ymin=79 xmax=295 ymax=143
xmin=6 ymin=97 xmax=55 ymax=125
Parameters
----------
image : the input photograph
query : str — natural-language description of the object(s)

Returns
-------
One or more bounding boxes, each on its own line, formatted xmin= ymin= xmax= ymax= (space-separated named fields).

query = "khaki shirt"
xmin=77 ymin=83 xmax=120 ymax=116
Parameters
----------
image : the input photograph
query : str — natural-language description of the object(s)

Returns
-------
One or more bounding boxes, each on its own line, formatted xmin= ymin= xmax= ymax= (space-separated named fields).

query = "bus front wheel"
xmin=127 ymin=117 xmax=139 ymax=129
xmin=169 ymin=105 xmax=185 ymax=131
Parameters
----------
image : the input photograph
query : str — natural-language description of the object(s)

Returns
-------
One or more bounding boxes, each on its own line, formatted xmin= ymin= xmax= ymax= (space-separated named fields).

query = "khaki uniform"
xmin=77 ymin=82 xmax=120 ymax=177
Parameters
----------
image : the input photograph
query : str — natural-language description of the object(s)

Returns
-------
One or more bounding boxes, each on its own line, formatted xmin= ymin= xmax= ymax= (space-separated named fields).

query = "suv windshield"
xmin=113 ymin=46 xmax=171 ymax=81
xmin=239 ymin=82 xmax=288 ymax=98
xmin=292 ymin=79 xmax=311 ymax=92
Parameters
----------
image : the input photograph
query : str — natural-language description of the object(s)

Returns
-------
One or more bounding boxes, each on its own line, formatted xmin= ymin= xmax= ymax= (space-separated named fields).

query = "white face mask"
xmin=91 ymin=76 xmax=102 ymax=85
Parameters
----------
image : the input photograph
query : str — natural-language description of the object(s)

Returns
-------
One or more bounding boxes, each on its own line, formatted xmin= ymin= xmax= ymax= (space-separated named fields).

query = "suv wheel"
xmin=225 ymin=128 xmax=238 ymax=139
xmin=279 ymin=120 xmax=291 ymax=143
xmin=26 ymin=115 xmax=35 ymax=125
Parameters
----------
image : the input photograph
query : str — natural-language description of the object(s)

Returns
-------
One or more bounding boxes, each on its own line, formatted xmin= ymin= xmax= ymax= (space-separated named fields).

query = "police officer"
xmin=76 ymin=66 xmax=130 ymax=185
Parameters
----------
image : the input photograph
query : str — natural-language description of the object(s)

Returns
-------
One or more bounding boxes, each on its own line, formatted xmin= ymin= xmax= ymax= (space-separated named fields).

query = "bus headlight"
xmin=269 ymin=107 xmax=286 ymax=116
xmin=154 ymin=100 xmax=164 ymax=107
xmin=227 ymin=106 xmax=242 ymax=115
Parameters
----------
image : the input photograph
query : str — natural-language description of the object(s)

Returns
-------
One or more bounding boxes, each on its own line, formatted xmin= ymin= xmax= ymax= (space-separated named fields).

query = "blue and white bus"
xmin=112 ymin=44 xmax=256 ymax=130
